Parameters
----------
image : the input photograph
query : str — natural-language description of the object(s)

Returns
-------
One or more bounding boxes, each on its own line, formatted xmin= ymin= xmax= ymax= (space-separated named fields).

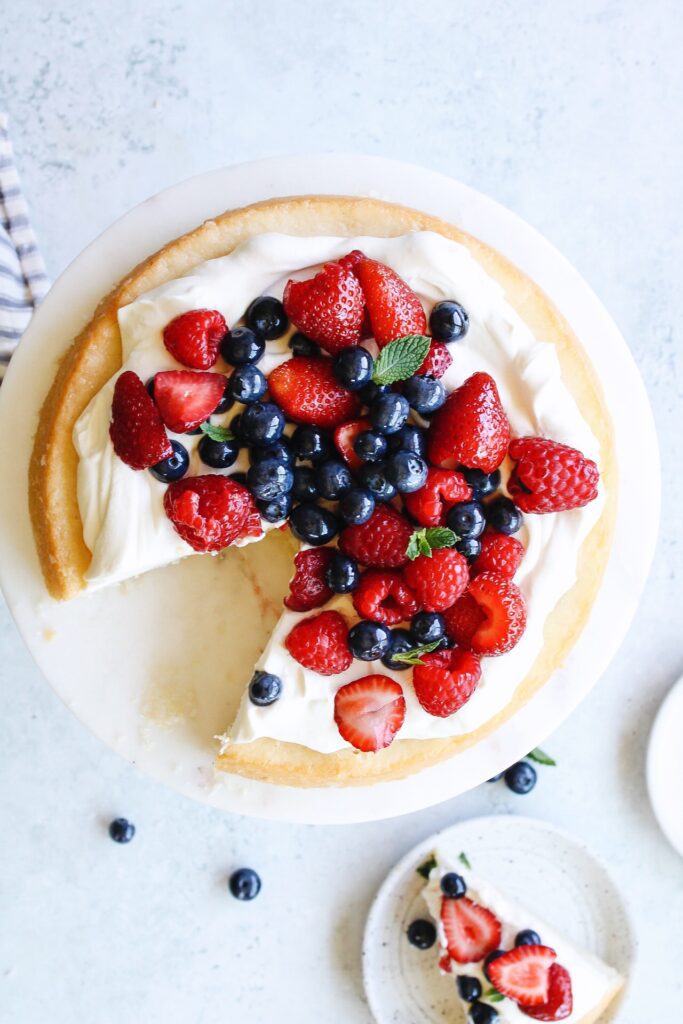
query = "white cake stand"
xmin=0 ymin=155 xmax=659 ymax=823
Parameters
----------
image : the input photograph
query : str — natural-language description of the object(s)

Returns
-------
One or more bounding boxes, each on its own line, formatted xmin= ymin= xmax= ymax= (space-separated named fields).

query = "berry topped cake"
xmin=29 ymin=196 xmax=615 ymax=787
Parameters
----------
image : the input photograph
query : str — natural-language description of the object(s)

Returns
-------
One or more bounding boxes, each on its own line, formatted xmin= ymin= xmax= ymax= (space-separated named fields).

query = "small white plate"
xmin=362 ymin=815 xmax=634 ymax=1023
xmin=646 ymin=674 xmax=683 ymax=858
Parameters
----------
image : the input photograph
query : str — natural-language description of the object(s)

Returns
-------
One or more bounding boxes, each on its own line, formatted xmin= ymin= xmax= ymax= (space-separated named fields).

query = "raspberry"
xmin=444 ymin=571 xmax=527 ymax=656
xmin=428 ymin=371 xmax=510 ymax=472
xmin=403 ymin=468 xmax=472 ymax=527
xmin=163 ymin=475 xmax=254 ymax=552
xmin=508 ymin=437 xmax=599 ymax=513
xmin=339 ymin=505 xmax=413 ymax=569
xmin=283 ymin=260 xmax=365 ymax=355
xmin=412 ymin=648 xmax=482 ymax=717
xmin=416 ymin=340 xmax=452 ymax=379
xmin=162 ymin=308 xmax=226 ymax=369
xmin=284 ymin=548 xmax=335 ymax=612
xmin=352 ymin=570 xmax=419 ymax=625
xmin=354 ymin=257 xmax=427 ymax=347
xmin=471 ymin=529 xmax=525 ymax=579
xmin=403 ymin=548 xmax=469 ymax=613
xmin=284 ymin=610 xmax=353 ymax=676
xmin=268 ymin=356 xmax=361 ymax=428
xmin=109 ymin=370 xmax=172 ymax=470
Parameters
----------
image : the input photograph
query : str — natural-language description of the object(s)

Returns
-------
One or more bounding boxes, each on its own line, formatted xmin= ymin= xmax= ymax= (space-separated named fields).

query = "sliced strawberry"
xmin=412 ymin=648 xmax=481 ymax=717
xmin=268 ymin=356 xmax=361 ymax=427
xmin=152 ymin=370 xmax=226 ymax=433
xmin=416 ymin=339 xmax=452 ymax=379
xmin=444 ymin=572 xmax=527 ymax=656
xmin=428 ymin=371 xmax=510 ymax=472
xmin=522 ymin=964 xmax=573 ymax=1021
xmin=488 ymin=945 xmax=557 ymax=1007
xmin=163 ymin=474 xmax=253 ymax=552
xmin=162 ymin=309 xmax=226 ymax=369
xmin=355 ymin=257 xmax=427 ymax=347
xmin=440 ymin=896 xmax=502 ymax=964
xmin=334 ymin=675 xmax=406 ymax=752
xmin=403 ymin=467 xmax=472 ymax=527
xmin=283 ymin=260 xmax=365 ymax=355
xmin=333 ymin=418 xmax=371 ymax=472
xmin=110 ymin=370 xmax=173 ymax=470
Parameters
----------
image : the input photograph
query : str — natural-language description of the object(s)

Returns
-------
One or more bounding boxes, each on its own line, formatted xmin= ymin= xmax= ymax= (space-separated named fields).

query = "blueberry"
xmin=348 ymin=620 xmax=392 ymax=661
xmin=487 ymin=772 xmax=504 ymax=783
xmin=359 ymin=380 xmax=390 ymax=406
xmin=108 ymin=818 xmax=135 ymax=843
xmin=338 ymin=487 xmax=375 ymax=525
xmin=440 ymin=872 xmax=467 ymax=899
xmin=198 ymin=435 xmax=240 ymax=470
xmin=406 ymin=919 xmax=437 ymax=950
xmin=220 ymin=326 xmax=265 ymax=366
xmin=402 ymin=374 xmax=446 ymax=415
xmin=515 ymin=929 xmax=541 ymax=947
xmin=257 ymin=493 xmax=292 ymax=522
xmin=247 ymin=458 xmax=294 ymax=501
xmin=457 ymin=976 xmax=482 ymax=1002
xmin=248 ymin=440 xmax=293 ymax=467
xmin=468 ymin=1002 xmax=498 ymax=1024
xmin=245 ymin=295 xmax=288 ymax=340
xmin=411 ymin=611 xmax=446 ymax=646
xmin=230 ymin=471 xmax=248 ymax=486
xmin=213 ymin=383 xmax=234 ymax=416
xmin=456 ymin=536 xmax=482 ymax=562
xmin=292 ymin=466 xmax=319 ymax=502
xmin=486 ymin=497 xmax=522 ymax=535
xmin=289 ymin=503 xmax=339 ymax=546
xmin=228 ymin=365 xmax=267 ymax=404
xmin=325 ymin=553 xmax=360 ymax=594
xmin=358 ymin=462 xmax=397 ymax=502
xmin=230 ymin=413 xmax=244 ymax=440
xmin=483 ymin=950 xmax=506 ymax=982
xmin=145 ymin=376 xmax=156 ymax=400
xmin=446 ymin=501 xmax=486 ymax=539
xmin=149 ymin=440 xmax=189 ymax=482
xmin=429 ymin=300 xmax=469 ymax=342
xmin=240 ymin=402 xmax=286 ymax=446
xmin=249 ymin=670 xmax=282 ymax=706
xmin=289 ymin=332 xmax=320 ymax=357
xmin=354 ymin=430 xmax=388 ymax=463
xmin=292 ymin=425 xmax=333 ymax=464
xmin=382 ymin=629 xmax=416 ymax=671
xmin=388 ymin=424 xmax=427 ymax=458
xmin=333 ymin=346 xmax=374 ymax=390
xmin=504 ymin=761 xmax=537 ymax=794
xmin=459 ymin=466 xmax=501 ymax=500
xmin=315 ymin=459 xmax=353 ymax=500
xmin=386 ymin=451 xmax=428 ymax=493
xmin=229 ymin=867 xmax=261 ymax=901
xmin=370 ymin=392 xmax=410 ymax=435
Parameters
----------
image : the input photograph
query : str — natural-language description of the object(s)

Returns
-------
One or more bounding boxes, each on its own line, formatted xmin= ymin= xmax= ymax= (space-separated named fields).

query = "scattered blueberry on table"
xmin=229 ymin=867 xmax=262 ymax=901
xmin=108 ymin=818 xmax=135 ymax=844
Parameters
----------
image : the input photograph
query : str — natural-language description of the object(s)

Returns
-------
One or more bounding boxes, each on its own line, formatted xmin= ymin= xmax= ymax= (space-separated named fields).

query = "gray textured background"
xmin=1 ymin=1 xmax=682 ymax=1021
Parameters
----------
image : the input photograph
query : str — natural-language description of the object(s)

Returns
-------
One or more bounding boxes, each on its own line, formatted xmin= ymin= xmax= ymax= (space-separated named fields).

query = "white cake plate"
xmin=0 ymin=155 xmax=659 ymax=824
xmin=646 ymin=673 xmax=683 ymax=858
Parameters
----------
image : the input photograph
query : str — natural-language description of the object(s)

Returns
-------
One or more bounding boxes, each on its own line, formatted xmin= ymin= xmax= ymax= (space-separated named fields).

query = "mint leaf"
xmin=199 ymin=422 xmax=235 ymax=443
xmin=406 ymin=527 xmax=458 ymax=560
xmin=527 ymin=747 xmax=556 ymax=766
xmin=484 ymin=989 xmax=505 ymax=1003
xmin=458 ymin=851 xmax=472 ymax=870
xmin=372 ymin=334 xmax=431 ymax=385
xmin=416 ymin=854 xmax=437 ymax=880
xmin=390 ymin=640 xmax=442 ymax=667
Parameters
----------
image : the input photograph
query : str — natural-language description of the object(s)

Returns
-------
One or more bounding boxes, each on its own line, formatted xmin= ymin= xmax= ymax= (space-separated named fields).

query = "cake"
xmin=28 ymin=196 xmax=615 ymax=787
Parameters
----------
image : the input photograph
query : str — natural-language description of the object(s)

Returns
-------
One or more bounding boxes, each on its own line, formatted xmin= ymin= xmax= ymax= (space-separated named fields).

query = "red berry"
xmin=355 ymin=257 xmax=427 ymax=347
xmin=283 ymin=260 xmax=365 ymax=355
xmin=337 ymin=249 xmax=365 ymax=273
xmin=152 ymin=370 xmax=226 ymax=433
xmin=522 ymin=964 xmax=573 ymax=1021
xmin=416 ymin=339 xmax=452 ymax=379
xmin=440 ymin=896 xmax=502 ymax=964
xmin=403 ymin=548 xmax=469 ymax=613
xmin=438 ymin=953 xmax=453 ymax=974
xmin=284 ymin=548 xmax=335 ymax=611
xmin=403 ymin=468 xmax=472 ymax=527
xmin=352 ymin=570 xmax=419 ymax=625
xmin=339 ymin=505 xmax=413 ymax=569
xmin=412 ymin=648 xmax=481 ymax=717
xmin=508 ymin=437 xmax=599 ymax=513
xmin=428 ymin=372 xmax=510 ymax=472
xmin=334 ymin=675 xmax=406 ymax=752
xmin=162 ymin=309 xmax=226 ymax=369
xmin=444 ymin=571 xmax=527 ymax=656
xmin=110 ymin=370 xmax=173 ymax=470
xmin=471 ymin=529 xmax=525 ymax=579
xmin=488 ymin=945 xmax=557 ymax=1008
xmin=285 ymin=610 xmax=353 ymax=676
xmin=333 ymin=417 xmax=371 ymax=473
xmin=268 ymin=356 xmax=360 ymax=428
xmin=163 ymin=475 xmax=255 ymax=552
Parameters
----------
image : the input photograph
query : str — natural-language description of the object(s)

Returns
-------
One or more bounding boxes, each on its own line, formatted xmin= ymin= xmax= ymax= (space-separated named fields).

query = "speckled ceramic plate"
xmin=362 ymin=815 xmax=634 ymax=1023
xmin=646 ymin=674 xmax=683 ymax=858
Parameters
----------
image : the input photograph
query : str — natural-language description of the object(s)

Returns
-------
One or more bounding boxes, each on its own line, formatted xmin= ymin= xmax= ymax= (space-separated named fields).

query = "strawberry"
xmin=338 ymin=249 xmax=365 ymax=273
xmin=428 ymin=372 xmax=510 ymax=472
xmin=487 ymin=945 xmax=557 ymax=1008
xmin=110 ymin=370 xmax=173 ymax=470
xmin=403 ymin=548 xmax=469 ymax=612
xmin=333 ymin=417 xmax=371 ymax=473
xmin=163 ymin=474 xmax=254 ymax=552
xmin=412 ymin=648 xmax=481 ymax=717
xmin=284 ymin=548 xmax=335 ymax=611
xmin=403 ymin=468 xmax=472 ymax=527
xmin=522 ymin=964 xmax=573 ymax=1021
xmin=152 ymin=370 xmax=226 ymax=433
xmin=283 ymin=260 xmax=365 ymax=355
xmin=416 ymin=339 xmax=452 ymax=379
xmin=339 ymin=505 xmax=413 ymax=569
xmin=285 ymin=610 xmax=352 ymax=675
xmin=352 ymin=570 xmax=419 ymax=626
xmin=508 ymin=437 xmax=599 ymax=513
xmin=471 ymin=529 xmax=525 ymax=579
xmin=162 ymin=309 xmax=226 ymax=369
xmin=444 ymin=571 xmax=527 ymax=656
xmin=440 ymin=896 xmax=502 ymax=964
xmin=354 ymin=257 xmax=427 ymax=347
xmin=438 ymin=953 xmax=453 ymax=974
xmin=334 ymin=675 xmax=406 ymax=751
xmin=268 ymin=356 xmax=360 ymax=428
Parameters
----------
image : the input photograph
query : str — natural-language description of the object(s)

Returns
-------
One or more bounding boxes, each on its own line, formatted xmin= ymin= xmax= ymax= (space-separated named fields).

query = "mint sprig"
xmin=390 ymin=640 xmax=442 ymax=667
xmin=372 ymin=334 xmax=431 ymax=385
xmin=527 ymin=747 xmax=556 ymax=766
xmin=199 ymin=422 xmax=235 ymax=443
xmin=406 ymin=526 xmax=458 ymax=561
xmin=416 ymin=854 xmax=437 ymax=880
xmin=483 ymin=989 xmax=505 ymax=1003
xmin=458 ymin=851 xmax=472 ymax=870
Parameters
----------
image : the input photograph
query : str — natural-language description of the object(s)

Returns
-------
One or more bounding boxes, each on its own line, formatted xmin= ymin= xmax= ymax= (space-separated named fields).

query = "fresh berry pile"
xmin=108 ymin=251 xmax=600 ymax=754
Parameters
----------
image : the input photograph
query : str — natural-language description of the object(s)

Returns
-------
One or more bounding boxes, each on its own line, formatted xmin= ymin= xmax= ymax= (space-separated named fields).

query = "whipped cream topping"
xmin=74 ymin=230 xmax=603 ymax=753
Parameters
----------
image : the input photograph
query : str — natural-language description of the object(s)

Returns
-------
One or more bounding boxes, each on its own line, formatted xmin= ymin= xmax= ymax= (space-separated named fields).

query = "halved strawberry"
xmin=355 ymin=257 xmax=427 ymax=347
xmin=283 ymin=260 xmax=365 ymax=355
xmin=334 ymin=675 xmax=406 ymax=752
xmin=428 ymin=371 xmax=510 ymax=472
xmin=522 ymin=964 xmax=573 ymax=1021
xmin=153 ymin=370 xmax=226 ymax=433
xmin=333 ymin=418 xmax=371 ymax=472
xmin=268 ymin=356 xmax=361 ymax=427
xmin=444 ymin=571 xmax=527 ymax=656
xmin=440 ymin=896 xmax=502 ymax=964
xmin=488 ymin=945 xmax=557 ymax=1008
xmin=110 ymin=370 xmax=173 ymax=470
xmin=162 ymin=309 xmax=226 ymax=369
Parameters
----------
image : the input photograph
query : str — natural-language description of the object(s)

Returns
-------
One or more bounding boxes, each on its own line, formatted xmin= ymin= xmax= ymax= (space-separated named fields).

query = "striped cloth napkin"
xmin=0 ymin=114 xmax=49 ymax=381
